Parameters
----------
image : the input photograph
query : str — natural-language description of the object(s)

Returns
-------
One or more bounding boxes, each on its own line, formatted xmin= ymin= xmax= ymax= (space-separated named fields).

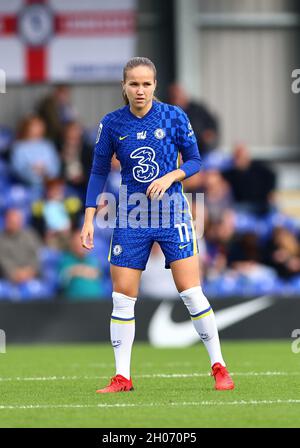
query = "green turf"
xmin=0 ymin=340 xmax=300 ymax=428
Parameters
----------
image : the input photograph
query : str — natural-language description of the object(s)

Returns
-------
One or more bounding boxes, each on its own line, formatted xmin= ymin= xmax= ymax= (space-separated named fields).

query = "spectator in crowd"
xmin=182 ymin=170 xmax=204 ymax=194
xmin=59 ymin=121 xmax=93 ymax=198
xmin=203 ymin=169 xmax=233 ymax=222
xmin=37 ymin=84 xmax=78 ymax=145
xmin=226 ymin=231 xmax=277 ymax=288
xmin=58 ymin=229 xmax=104 ymax=300
xmin=227 ymin=232 xmax=262 ymax=270
xmin=264 ymin=226 xmax=300 ymax=279
xmin=203 ymin=210 xmax=236 ymax=279
xmin=168 ymin=83 xmax=219 ymax=156
xmin=222 ymin=143 xmax=276 ymax=216
xmin=0 ymin=208 xmax=42 ymax=284
xmin=31 ymin=178 xmax=82 ymax=250
xmin=11 ymin=115 xmax=60 ymax=194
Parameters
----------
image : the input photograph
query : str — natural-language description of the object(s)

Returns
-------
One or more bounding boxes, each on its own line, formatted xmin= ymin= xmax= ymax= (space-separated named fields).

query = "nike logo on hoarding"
xmin=148 ymin=296 xmax=274 ymax=347
xmin=119 ymin=135 xmax=129 ymax=141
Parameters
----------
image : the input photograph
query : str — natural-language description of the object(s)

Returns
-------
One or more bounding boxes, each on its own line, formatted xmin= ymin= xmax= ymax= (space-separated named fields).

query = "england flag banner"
xmin=0 ymin=0 xmax=136 ymax=83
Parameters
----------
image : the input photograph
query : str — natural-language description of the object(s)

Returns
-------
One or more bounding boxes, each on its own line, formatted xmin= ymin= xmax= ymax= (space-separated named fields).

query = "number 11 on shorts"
xmin=175 ymin=223 xmax=190 ymax=243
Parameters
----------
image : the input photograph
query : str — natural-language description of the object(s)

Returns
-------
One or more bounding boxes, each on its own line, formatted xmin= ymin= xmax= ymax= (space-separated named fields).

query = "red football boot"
xmin=96 ymin=374 xmax=134 ymax=394
xmin=211 ymin=363 xmax=235 ymax=390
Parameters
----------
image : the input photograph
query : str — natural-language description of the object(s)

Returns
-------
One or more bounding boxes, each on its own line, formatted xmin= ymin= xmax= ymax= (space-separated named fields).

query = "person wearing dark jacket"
xmin=168 ymin=83 xmax=219 ymax=156
xmin=222 ymin=143 xmax=276 ymax=216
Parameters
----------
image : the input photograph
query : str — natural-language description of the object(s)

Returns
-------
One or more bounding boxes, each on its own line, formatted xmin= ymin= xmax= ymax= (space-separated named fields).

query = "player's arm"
xmin=178 ymin=142 xmax=202 ymax=179
xmin=176 ymin=106 xmax=202 ymax=179
xmin=147 ymin=109 xmax=201 ymax=199
xmin=81 ymin=120 xmax=114 ymax=250
xmin=146 ymin=145 xmax=201 ymax=199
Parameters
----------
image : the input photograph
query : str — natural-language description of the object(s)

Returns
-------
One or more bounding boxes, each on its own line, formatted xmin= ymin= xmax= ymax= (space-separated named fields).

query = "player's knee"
xmin=179 ymin=285 xmax=211 ymax=315
xmin=112 ymin=284 xmax=138 ymax=298
xmin=112 ymin=291 xmax=137 ymax=318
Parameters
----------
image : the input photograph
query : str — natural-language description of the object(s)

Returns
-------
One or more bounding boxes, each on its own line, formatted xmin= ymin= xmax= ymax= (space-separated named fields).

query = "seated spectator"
xmin=226 ymin=231 xmax=277 ymax=292
xmin=227 ymin=232 xmax=263 ymax=270
xmin=203 ymin=210 xmax=236 ymax=279
xmin=222 ymin=143 xmax=276 ymax=216
xmin=58 ymin=230 xmax=104 ymax=300
xmin=37 ymin=84 xmax=78 ymax=145
xmin=11 ymin=116 xmax=60 ymax=194
xmin=0 ymin=208 xmax=42 ymax=284
xmin=264 ymin=227 xmax=300 ymax=279
xmin=31 ymin=178 xmax=82 ymax=250
xmin=182 ymin=170 xmax=204 ymax=194
xmin=203 ymin=170 xmax=233 ymax=222
xmin=59 ymin=121 xmax=93 ymax=198
xmin=168 ymin=83 xmax=219 ymax=156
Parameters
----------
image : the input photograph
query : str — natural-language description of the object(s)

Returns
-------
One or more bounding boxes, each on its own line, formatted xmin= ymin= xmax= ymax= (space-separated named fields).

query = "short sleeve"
xmin=176 ymin=107 xmax=197 ymax=150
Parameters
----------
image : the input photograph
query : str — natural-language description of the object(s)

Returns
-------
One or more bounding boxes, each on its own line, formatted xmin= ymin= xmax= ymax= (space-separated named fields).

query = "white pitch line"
xmin=140 ymin=371 xmax=300 ymax=378
xmin=1 ymin=399 xmax=300 ymax=411
xmin=0 ymin=372 xmax=299 ymax=382
xmin=87 ymin=362 xmax=193 ymax=368
xmin=0 ymin=375 xmax=100 ymax=382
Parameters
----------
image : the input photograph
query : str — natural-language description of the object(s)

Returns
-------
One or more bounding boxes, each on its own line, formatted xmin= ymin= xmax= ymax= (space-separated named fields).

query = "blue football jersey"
xmin=93 ymin=101 xmax=197 ymax=226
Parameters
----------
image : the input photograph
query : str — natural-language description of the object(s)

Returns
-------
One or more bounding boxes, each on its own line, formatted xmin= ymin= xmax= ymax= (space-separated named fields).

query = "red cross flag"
xmin=0 ymin=0 xmax=136 ymax=83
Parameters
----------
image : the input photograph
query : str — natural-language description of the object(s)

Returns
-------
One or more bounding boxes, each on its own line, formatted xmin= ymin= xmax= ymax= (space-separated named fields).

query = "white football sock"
xmin=110 ymin=291 xmax=136 ymax=380
xmin=180 ymin=286 xmax=225 ymax=367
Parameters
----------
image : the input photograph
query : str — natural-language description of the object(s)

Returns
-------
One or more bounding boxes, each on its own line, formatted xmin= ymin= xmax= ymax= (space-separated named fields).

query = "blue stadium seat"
xmin=18 ymin=279 xmax=56 ymax=301
xmin=203 ymin=150 xmax=233 ymax=171
xmin=0 ymin=125 xmax=14 ymax=154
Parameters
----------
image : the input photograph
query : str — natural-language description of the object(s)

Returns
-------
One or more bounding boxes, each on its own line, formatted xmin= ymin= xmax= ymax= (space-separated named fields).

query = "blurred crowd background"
xmin=0 ymin=0 xmax=299 ymax=301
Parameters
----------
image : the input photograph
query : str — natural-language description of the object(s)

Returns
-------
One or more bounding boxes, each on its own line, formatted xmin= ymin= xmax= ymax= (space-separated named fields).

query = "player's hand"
xmin=146 ymin=173 xmax=174 ymax=200
xmin=80 ymin=222 xmax=94 ymax=250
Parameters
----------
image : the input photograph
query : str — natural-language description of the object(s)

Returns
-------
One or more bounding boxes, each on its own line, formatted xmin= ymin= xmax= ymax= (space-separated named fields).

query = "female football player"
xmin=81 ymin=57 xmax=234 ymax=393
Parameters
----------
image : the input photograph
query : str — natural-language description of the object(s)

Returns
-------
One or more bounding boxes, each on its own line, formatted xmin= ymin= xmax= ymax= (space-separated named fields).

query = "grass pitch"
xmin=0 ymin=340 xmax=300 ymax=428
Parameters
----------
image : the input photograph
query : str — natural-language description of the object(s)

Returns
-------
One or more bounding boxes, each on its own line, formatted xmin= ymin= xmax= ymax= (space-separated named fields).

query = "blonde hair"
xmin=122 ymin=57 xmax=157 ymax=105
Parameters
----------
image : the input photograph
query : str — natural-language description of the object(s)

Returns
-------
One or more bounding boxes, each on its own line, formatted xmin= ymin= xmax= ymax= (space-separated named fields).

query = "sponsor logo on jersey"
xmin=119 ymin=135 xmax=129 ymax=141
xmin=137 ymin=131 xmax=147 ymax=140
xmin=130 ymin=146 xmax=160 ymax=183
xmin=154 ymin=128 xmax=165 ymax=139
xmin=113 ymin=244 xmax=122 ymax=256
xmin=95 ymin=123 xmax=103 ymax=144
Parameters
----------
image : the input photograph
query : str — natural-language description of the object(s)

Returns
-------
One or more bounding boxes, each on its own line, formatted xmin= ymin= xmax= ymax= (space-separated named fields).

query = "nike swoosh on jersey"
xmin=148 ymin=296 xmax=274 ymax=347
xmin=119 ymin=135 xmax=129 ymax=140
xmin=179 ymin=243 xmax=190 ymax=249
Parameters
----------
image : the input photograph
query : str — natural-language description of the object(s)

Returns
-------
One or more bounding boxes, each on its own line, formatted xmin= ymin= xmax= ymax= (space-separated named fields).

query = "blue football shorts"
xmin=108 ymin=218 xmax=198 ymax=270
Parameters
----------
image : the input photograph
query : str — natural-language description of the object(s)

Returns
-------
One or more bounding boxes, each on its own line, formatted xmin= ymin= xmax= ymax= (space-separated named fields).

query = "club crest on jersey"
xmin=113 ymin=244 xmax=122 ymax=256
xmin=154 ymin=128 xmax=165 ymax=140
xmin=137 ymin=131 xmax=147 ymax=140
xmin=130 ymin=146 xmax=160 ymax=183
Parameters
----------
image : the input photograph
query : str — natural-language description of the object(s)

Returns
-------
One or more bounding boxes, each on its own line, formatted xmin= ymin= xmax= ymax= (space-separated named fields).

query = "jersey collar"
xmin=126 ymin=100 xmax=158 ymax=120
